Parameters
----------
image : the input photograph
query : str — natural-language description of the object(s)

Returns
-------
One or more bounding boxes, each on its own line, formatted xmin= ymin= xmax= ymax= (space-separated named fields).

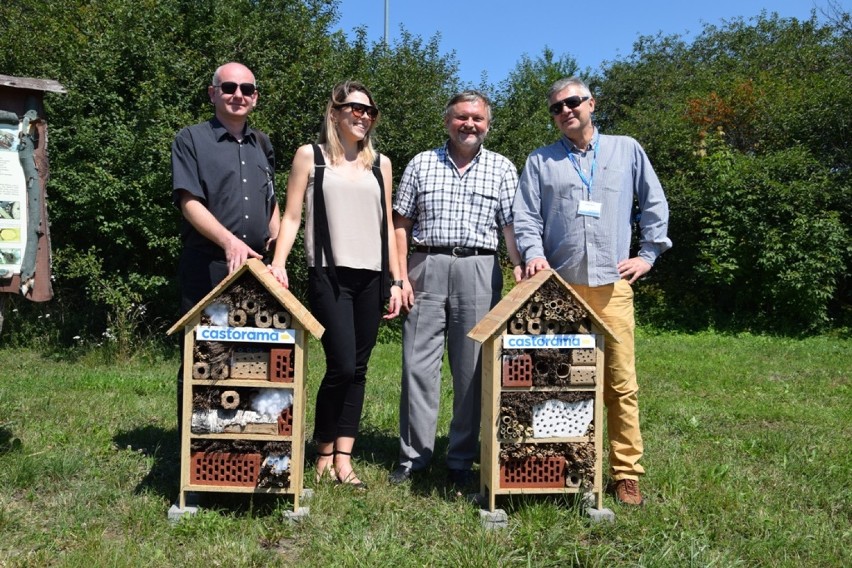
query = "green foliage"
xmin=1 ymin=4 xmax=850 ymax=345
xmin=0 ymin=0 xmax=343 ymax=343
xmin=489 ymin=48 xmax=582 ymax=169
xmin=595 ymin=12 xmax=852 ymax=331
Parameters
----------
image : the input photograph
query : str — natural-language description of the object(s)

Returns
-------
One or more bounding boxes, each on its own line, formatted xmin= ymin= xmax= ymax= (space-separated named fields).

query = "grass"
xmin=0 ymin=331 xmax=850 ymax=567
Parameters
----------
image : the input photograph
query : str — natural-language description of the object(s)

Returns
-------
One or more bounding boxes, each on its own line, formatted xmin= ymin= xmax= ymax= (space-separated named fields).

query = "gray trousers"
xmin=397 ymin=252 xmax=501 ymax=470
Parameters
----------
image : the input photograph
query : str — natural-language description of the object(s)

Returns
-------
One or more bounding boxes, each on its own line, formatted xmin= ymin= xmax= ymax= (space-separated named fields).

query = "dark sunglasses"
xmin=214 ymin=82 xmax=257 ymax=96
xmin=334 ymin=102 xmax=379 ymax=120
xmin=549 ymin=95 xmax=590 ymax=115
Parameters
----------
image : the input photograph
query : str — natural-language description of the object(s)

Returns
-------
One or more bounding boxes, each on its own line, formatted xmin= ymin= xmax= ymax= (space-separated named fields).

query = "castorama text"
xmin=196 ymin=325 xmax=295 ymax=344
xmin=502 ymin=334 xmax=595 ymax=349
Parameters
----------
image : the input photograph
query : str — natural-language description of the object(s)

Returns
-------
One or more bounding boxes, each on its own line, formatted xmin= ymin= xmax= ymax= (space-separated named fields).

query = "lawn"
xmin=0 ymin=331 xmax=849 ymax=567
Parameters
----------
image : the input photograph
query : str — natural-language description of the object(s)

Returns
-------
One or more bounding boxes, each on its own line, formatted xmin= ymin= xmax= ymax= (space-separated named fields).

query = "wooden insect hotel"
xmin=167 ymin=258 xmax=323 ymax=514
xmin=468 ymin=269 xmax=617 ymax=513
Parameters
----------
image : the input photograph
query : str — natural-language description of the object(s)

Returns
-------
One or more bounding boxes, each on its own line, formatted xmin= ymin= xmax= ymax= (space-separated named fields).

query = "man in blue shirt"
xmin=513 ymin=77 xmax=671 ymax=506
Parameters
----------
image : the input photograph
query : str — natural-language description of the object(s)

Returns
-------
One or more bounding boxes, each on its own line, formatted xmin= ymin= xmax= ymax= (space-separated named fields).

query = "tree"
xmin=596 ymin=12 xmax=851 ymax=331
xmin=0 ymin=0 xmax=342 ymax=347
xmin=489 ymin=48 xmax=582 ymax=170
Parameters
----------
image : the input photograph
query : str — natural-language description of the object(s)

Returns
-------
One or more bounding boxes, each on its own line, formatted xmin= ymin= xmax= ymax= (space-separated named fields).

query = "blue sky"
xmin=333 ymin=0 xmax=844 ymax=85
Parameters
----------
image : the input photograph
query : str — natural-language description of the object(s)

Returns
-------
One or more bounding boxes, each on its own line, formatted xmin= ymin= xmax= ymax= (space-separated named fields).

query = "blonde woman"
xmin=269 ymin=81 xmax=401 ymax=489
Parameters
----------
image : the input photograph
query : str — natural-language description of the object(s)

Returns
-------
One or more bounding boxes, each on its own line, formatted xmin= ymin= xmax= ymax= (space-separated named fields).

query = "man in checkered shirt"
xmin=389 ymin=90 xmax=523 ymax=492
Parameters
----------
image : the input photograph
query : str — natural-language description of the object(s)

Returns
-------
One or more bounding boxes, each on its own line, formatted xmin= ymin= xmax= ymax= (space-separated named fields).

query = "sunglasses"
xmin=549 ymin=95 xmax=590 ymax=115
xmin=214 ymin=82 xmax=257 ymax=97
xmin=334 ymin=102 xmax=379 ymax=120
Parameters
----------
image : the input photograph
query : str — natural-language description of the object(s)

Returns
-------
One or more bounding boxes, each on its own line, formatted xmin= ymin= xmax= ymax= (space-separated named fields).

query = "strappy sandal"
xmin=315 ymin=449 xmax=337 ymax=483
xmin=333 ymin=450 xmax=367 ymax=491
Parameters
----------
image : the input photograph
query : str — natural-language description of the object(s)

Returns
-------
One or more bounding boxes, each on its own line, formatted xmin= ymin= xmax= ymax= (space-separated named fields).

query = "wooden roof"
xmin=467 ymin=269 xmax=620 ymax=344
xmin=0 ymin=75 xmax=66 ymax=93
xmin=167 ymin=258 xmax=324 ymax=338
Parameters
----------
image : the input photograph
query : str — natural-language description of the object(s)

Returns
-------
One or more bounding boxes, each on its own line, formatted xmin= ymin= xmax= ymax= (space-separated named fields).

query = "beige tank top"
xmin=304 ymin=165 xmax=382 ymax=270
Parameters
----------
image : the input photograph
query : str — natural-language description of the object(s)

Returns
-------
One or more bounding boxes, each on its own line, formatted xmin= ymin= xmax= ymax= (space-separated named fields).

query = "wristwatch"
xmin=391 ymin=280 xmax=404 ymax=288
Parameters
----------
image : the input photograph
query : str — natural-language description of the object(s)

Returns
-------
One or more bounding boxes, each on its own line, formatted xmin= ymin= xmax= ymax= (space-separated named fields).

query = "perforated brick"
xmin=502 ymin=353 xmax=533 ymax=387
xmin=278 ymin=406 xmax=293 ymax=436
xmin=190 ymin=452 xmax=261 ymax=487
xmin=270 ymin=347 xmax=295 ymax=382
xmin=500 ymin=456 xmax=565 ymax=488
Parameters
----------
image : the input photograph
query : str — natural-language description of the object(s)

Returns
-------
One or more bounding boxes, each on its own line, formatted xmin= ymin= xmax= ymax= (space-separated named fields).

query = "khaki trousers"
xmin=571 ymin=279 xmax=644 ymax=481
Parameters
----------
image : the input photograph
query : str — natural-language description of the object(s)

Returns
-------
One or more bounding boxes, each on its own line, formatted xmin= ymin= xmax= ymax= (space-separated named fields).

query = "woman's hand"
xmin=383 ymin=284 xmax=402 ymax=319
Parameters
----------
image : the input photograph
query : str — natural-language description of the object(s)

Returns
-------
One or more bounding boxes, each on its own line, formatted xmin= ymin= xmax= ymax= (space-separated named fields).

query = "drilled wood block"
xmin=569 ymin=366 xmax=596 ymax=386
xmin=569 ymin=348 xmax=596 ymax=365
xmin=231 ymin=350 xmax=269 ymax=379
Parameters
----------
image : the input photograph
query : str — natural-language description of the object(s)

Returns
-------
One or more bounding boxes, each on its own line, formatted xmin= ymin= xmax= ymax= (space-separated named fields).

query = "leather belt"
xmin=414 ymin=245 xmax=496 ymax=257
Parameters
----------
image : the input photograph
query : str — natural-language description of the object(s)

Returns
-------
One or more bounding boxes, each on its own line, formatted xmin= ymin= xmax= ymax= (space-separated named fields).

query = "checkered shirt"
xmin=393 ymin=143 xmax=518 ymax=250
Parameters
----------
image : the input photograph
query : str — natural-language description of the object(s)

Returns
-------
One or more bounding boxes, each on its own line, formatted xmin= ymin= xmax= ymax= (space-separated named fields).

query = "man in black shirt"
xmin=172 ymin=61 xmax=279 ymax=313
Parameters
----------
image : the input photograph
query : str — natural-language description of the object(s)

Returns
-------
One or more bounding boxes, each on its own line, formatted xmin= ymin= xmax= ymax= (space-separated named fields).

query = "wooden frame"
xmin=168 ymin=259 xmax=324 ymax=511
xmin=469 ymin=269 xmax=617 ymax=513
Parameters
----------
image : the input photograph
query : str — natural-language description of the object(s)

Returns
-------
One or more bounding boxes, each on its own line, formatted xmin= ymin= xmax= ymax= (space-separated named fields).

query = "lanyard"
xmin=562 ymin=136 xmax=599 ymax=197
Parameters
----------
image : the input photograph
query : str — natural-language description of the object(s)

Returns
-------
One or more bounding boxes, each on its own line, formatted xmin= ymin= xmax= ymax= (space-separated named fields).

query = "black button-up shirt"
xmin=171 ymin=117 xmax=276 ymax=258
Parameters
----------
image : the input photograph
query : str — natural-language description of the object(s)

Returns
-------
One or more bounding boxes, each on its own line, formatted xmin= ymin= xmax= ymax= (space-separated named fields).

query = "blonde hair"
xmin=318 ymin=80 xmax=380 ymax=168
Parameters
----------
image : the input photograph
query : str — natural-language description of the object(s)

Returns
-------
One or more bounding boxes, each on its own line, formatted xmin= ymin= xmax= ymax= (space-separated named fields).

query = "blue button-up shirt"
xmin=513 ymin=130 xmax=671 ymax=286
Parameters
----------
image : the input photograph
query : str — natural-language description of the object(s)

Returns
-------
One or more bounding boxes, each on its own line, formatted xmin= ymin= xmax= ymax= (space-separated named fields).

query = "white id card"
xmin=578 ymin=200 xmax=602 ymax=218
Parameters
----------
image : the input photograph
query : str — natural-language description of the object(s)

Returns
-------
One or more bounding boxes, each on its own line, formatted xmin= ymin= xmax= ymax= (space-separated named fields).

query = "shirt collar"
xmin=562 ymin=127 xmax=599 ymax=153
xmin=439 ymin=141 xmax=483 ymax=170
xmin=210 ymin=116 xmax=256 ymax=144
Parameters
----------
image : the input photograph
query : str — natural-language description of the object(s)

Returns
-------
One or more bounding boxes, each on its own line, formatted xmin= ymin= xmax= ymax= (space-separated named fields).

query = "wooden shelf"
xmin=497 ymin=436 xmax=592 ymax=444
xmin=183 ymin=484 xmax=297 ymax=495
xmin=190 ymin=379 xmax=294 ymax=388
xmin=500 ymin=385 xmax=595 ymax=392
xmin=189 ymin=433 xmax=291 ymax=441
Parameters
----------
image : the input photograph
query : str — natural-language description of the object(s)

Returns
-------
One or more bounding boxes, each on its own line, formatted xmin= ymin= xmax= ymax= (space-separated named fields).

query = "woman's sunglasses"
xmin=334 ymin=102 xmax=379 ymax=120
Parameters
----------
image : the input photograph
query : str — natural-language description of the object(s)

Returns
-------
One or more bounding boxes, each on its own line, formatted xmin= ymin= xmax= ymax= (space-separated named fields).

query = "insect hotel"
xmin=167 ymin=258 xmax=323 ymax=517
xmin=468 ymin=269 xmax=617 ymax=517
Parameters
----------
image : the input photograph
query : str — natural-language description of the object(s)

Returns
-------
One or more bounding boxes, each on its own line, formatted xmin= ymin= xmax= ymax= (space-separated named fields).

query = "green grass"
xmin=0 ymin=332 xmax=850 ymax=567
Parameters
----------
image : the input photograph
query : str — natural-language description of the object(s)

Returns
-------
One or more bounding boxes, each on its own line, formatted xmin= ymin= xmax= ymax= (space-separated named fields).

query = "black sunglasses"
xmin=214 ymin=82 xmax=257 ymax=97
xmin=549 ymin=95 xmax=590 ymax=115
xmin=334 ymin=102 xmax=379 ymax=120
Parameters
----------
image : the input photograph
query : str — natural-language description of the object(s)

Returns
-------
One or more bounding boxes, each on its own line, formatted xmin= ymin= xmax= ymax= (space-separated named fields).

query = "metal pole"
xmin=384 ymin=0 xmax=389 ymax=45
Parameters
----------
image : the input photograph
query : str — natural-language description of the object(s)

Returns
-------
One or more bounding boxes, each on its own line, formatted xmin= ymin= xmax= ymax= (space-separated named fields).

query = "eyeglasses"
xmin=549 ymin=95 xmax=590 ymax=115
xmin=334 ymin=102 xmax=379 ymax=120
xmin=214 ymin=82 xmax=257 ymax=97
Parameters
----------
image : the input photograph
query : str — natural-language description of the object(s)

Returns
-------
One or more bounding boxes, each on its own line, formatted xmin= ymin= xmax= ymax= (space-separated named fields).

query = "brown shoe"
xmin=614 ymin=479 xmax=644 ymax=506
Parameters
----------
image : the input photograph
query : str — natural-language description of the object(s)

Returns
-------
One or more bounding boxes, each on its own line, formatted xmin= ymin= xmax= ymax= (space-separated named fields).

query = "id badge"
xmin=578 ymin=200 xmax=602 ymax=218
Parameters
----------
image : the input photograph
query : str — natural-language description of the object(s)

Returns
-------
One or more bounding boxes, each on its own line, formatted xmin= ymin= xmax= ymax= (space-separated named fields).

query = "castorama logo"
xmin=196 ymin=325 xmax=296 ymax=344
xmin=502 ymin=334 xmax=595 ymax=349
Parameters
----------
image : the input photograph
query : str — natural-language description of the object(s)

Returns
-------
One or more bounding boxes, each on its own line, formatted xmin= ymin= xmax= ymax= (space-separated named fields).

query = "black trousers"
xmin=176 ymin=248 xmax=229 ymax=432
xmin=308 ymin=267 xmax=382 ymax=443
